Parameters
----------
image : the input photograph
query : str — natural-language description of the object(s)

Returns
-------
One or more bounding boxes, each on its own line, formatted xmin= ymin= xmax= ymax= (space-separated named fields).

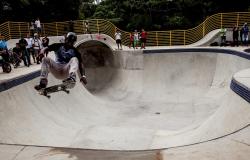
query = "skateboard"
xmin=38 ymin=82 xmax=75 ymax=98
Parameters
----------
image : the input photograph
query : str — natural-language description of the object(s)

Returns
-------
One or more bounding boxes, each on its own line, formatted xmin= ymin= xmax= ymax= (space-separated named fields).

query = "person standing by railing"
xmin=134 ymin=30 xmax=139 ymax=49
xmin=220 ymin=26 xmax=227 ymax=46
xmin=84 ymin=20 xmax=92 ymax=39
xmin=232 ymin=25 xmax=239 ymax=47
xmin=129 ymin=31 xmax=134 ymax=49
xmin=140 ymin=28 xmax=147 ymax=49
xmin=35 ymin=18 xmax=42 ymax=35
xmin=30 ymin=20 xmax=35 ymax=37
xmin=32 ymin=33 xmax=42 ymax=64
xmin=115 ymin=30 xmax=122 ymax=50
xmin=242 ymin=23 xmax=249 ymax=46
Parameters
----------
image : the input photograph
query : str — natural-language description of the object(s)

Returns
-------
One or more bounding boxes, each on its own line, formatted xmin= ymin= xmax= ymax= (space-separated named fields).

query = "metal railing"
xmin=0 ymin=12 xmax=250 ymax=46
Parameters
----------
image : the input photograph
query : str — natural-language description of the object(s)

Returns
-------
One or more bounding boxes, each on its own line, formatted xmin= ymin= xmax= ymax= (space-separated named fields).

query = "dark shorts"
xmin=141 ymin=38 xmax=146 ymax=43
xmin=116 ymin=39 xmax=122 ymax=44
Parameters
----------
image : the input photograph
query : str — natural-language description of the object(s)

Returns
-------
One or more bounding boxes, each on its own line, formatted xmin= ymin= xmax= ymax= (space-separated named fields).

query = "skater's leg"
xmin=63 ymin=57 xmax=79 ymax=84
xmin=35 ymin=57 xmax=66 ymax=90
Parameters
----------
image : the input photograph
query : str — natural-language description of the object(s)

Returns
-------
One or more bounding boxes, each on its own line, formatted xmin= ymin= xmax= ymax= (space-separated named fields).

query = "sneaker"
xmin=34 ymin=78 xmax=48 ymax=90
xmin=62 ymin=73 xmax=76 ymax=88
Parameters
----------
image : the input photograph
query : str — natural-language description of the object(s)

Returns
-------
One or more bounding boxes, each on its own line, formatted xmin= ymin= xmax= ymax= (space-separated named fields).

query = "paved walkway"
xmin=0 ymin=63 xmax=40 ymax=82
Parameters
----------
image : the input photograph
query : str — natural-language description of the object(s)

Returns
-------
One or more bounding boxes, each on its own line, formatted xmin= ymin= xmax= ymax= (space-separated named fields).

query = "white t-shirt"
xmin=35 ymin=20 xmax=41 ymax=28
xmin=25 ymin=38 xmax=33 ymax=49
xmin=32 ymin=38 xmax=42 ymax=50
xmin=134 ymin=33 xmax=139 ymax=41
xmin=115 ymin=32 xmax=121 ymax=40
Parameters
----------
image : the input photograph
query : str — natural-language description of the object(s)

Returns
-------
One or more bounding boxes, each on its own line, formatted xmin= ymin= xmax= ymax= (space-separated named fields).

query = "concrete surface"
xmin=0 ymin=32 xmax=250 ymax=159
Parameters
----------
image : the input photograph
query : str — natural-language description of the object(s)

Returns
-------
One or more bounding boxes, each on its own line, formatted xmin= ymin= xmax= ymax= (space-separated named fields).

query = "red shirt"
xmin=130 ymin=34 xmax=134 ymax=41
xmin=141 ymin=31 xmax=147 ymax=39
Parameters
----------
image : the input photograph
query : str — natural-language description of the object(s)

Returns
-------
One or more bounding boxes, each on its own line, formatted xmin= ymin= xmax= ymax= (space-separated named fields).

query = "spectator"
xmin=19 ymin=36 xmax=31 ymax=67
xmin=140 ymin=28 xmax=147 ymax=49
xmin=220 ymin=26 xmax=227 ymax=46
xmin=0 ymin=38 xmax=7 ymax=48
xmin=115 ymin=29 xmax=122 ymax=50
xmin=84 ymin=20 xmax=92 ymax=39
xmin=12 ymin=43 xmax=22 ymax=68
xmin=242 ymin=23 xmax=249 ymax=46
xmin=129 ymin=31 xmax=134 ymax=49
xmin=69 ymin=20 xmax=74 ymax=32
xmin=35 ymin=18 xmax=42 ymax=35
xmin=134 ymin=30 xmax=139 ymax=49
xmin=84 ymin=20 xmax=90 ymax=34
xmin=232 ymin=25 xmax=239 ymax=47
xmin=25 ymin=33 xmax=34 ymax=63
xmin=0 ymin=42 xmax=10 ymax=68
xmin=42 ymin=35 xmax=50 ymax=57
xmin=32 ymin=33 xmax=42 ymax=64
xmin=0 ymin=39 xmax=8 ymax=66
xmin=240 ymin=26 xmax=244 ymax=45
xmin=30 ymin=20 xmax=35 ymax=37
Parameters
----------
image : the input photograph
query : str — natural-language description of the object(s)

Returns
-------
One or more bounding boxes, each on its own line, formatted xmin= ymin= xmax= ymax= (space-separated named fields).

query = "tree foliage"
xmin=1 ymin=0 xmax=250 ymax=31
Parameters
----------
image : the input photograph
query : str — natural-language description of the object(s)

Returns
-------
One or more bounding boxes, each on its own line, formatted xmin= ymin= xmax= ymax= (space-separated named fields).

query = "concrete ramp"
xmin=0 ymin=48 xmax=250 ymax=153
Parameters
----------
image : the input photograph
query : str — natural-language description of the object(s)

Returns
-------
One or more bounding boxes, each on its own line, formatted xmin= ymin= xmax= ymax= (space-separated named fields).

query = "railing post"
xmin=56 ymin=22 xmax=58 ymax=36
xmin=156 ymin=32 xmax=158 ymax=46
xmin=8 ymin=21 xmax=11 ymax=39
xmin=184 ymin=31 xmax=186 ymax=45
xmin=43 ymin=24 xmax=45 ymax=36
xmin=220 ymin=13 xmax=223 ymax=28
xmin=170 ymin=31 xmax=172 ymax=46
xmin=237 ymin=12 xmax=239 ymax=27
xmin=203 ymin=22 xmax=205 ymax=37
xmin=97 ymin=19 xmax=99 ymax=33
xmin=28 ymin=23 xmax=30 ymax=35
xmin=18 ymin=23 xmax=21 ymax=37
xmin=82 ymin=20 xmax=85 ymax=34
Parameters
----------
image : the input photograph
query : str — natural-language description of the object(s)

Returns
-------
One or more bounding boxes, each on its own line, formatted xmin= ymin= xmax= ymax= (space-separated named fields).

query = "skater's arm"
xmin=76 ymin=50 xmax=85 ymax=76
xmin=40 ymin=43 xmax=62 ymax=55
xmin=75 ymin=49 xmax=87 ymax=85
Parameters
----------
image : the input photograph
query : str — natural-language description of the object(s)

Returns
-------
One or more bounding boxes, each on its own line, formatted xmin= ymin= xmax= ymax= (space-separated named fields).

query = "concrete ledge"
xmin=0 ymin=70 xmax=40 ymax=92
xmin=143 ymin=48 xmax=250 ymax=60
xmin=231 ymin=78 xmax=250 ymax=103
xmin=231 ymin=68 xmax=250 ymax=103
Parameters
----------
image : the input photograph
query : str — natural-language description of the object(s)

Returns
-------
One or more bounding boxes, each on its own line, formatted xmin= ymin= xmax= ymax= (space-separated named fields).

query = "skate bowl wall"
xmin=76 ymin=40 xmax=117 ymax=91
xmin=0 ymin=47 xmax=250 ymax=150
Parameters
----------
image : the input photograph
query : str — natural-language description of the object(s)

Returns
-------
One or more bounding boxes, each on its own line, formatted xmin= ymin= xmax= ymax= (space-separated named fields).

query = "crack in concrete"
xmin=232 ymin=139 xmax=250 ymax=146
xmin=11 ymin=146 xmax=26 ymax=160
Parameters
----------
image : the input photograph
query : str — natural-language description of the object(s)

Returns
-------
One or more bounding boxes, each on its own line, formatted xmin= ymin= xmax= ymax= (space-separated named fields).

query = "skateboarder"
xmin=34 ymin=32 xmax=87 ymax=90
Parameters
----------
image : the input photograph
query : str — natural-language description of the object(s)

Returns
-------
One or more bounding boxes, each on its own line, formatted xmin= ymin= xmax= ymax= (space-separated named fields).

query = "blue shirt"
xmin=47 ymin=43 xmax=84 ymax=76
xmin=48 ymin=43 xmax=79 ymax=64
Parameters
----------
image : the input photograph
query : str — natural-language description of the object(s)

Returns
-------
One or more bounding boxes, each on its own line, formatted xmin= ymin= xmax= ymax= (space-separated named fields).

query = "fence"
xmin=0 ymin=12 xmax=250 ymax=46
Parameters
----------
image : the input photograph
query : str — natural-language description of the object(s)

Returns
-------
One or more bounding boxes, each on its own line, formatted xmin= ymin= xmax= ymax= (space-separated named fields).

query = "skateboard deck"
xmin=38 ymin=82 xmax=75 ymax=98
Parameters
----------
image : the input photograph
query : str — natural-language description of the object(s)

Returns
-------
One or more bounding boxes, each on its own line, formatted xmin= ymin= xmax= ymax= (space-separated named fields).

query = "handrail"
xmin=0 ymin=12 xmax=250 ymax=46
